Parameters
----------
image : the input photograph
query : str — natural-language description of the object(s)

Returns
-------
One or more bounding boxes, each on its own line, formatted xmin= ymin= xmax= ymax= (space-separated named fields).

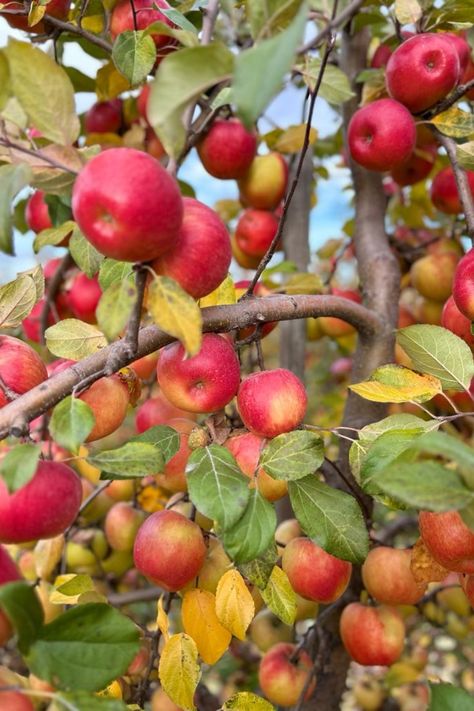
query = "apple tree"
xmin=0 ymin=0 xmax=474 ymax=710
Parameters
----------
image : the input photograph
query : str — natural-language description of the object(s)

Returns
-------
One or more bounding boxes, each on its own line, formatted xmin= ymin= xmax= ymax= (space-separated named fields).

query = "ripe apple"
xmin=462 ymin=59 xmax=474 ymax=100
xmin=237 ymin=368 xmax=307 ymax=438
xmin=183 ymin=537 xmax=231 ymax=594
xmin=135 ymin=392 xmax=195 ymax=432
xmin=445 ymin=32 xmax=471 ymax=74
xmin=362 ymin=547 xmax=427 ymax=605
xmin=1 ymin=0 xmax=70 ymax=33
xmin=224 ymin=432 xmax=288 ymax=501
xmin=0 ymin=681 xmax=34 ymax=711
xmin=79 ymin=373 xmax=133 ymax=442
xmin=231 ymin=234 xmax=261 ymax=269
xmin=238 ymin=153 xmax=288 ymax=211
xmin=110 ymin=0 xmax=175 ymax=52
xmin=275 ymin=518 xmax=302 ymax=555
xmin=371 ymin=42 xmax=392 ymax=68
xmin=145 ymin=126 xmax=166 ymax=160
xmin=453 ymin=249 xmax=474 ymax=321
xmin=137 ymin=84 xmax=151 ymax=122
xmin=282 ymin=538 xmax=352 ymax=603
xmin=249 ymin=609 xmax=293 ymax=652
xmin=258 ymin=642 xmax=315 ymax=707
xmin=460 ymin=573 xmax=474 ymax=606
xmin=410 ymin=252 xmax=458 ymax=302
xmin=156 ymin=333 xmax=241 ymax=413
xmin=66 ymin=273 xmax=102 ymax=323
xmin=340 ymin=603 xmax=405 ymax=666
xmin=154 ymin=417 xmax=195 ymax=493
xmin=386 ymin=33 xmax=461 ymax=113
xmin=0 ymin=461 xmax=82 ymax=543
xmin=25 ymin=190 xmax=53 ymax=233
xmin=391 ymin=145 xmax=437 ymax=187
xmin=197 ymin=118 xmax=257 ymax=180
xmin=0 ymin=545 xmax=21 ymax=645
xmin=419 ymin=510 xmax=474 ymax=573
xmin=84 ymin=100 xmax=123 ymax=135
xmin=133 ymin=509 xmax=206 ymax=591
xmin=347 ymin=98 xmax=416 ymax=172
xmin=151 ymin=197 xmax=231 ymax=299
xmin=72 ymin=147 xmax=183 ymax=262
xmin=441 ymin=295 xmax=474 ymax=347
xmin=104 ymin=502 xmax=146 ymax=551
xmin=234 ymin=280 xmax=277 ymax=341
xmin=0 ymin=335 xmax=48 ymax=408
xmin=105 ymin=479 xmax=135 ymax=502
xmin=318 ymin=287 xmax=362 ymax=338
xmin=130 ymin=351 xmax=159 ymax=381
xmin=235 ymin=209 xmax=279 ymax=258
xmin=430 ymin=166 xmax=474 ymax=214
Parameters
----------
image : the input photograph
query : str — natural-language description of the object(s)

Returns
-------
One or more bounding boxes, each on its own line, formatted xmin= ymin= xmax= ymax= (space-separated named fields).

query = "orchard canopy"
xmin=2 ymin=1 xmax=474 ymax=710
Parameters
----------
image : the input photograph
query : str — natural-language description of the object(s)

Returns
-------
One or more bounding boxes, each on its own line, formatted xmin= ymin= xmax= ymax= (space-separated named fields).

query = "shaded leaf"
xmin=222 ymin=488 xmax=277 ymax=564
xmin=112 ymin=31 xmax=156 ymax=86
xmin=428 ymin=682 xmax=474 ymax=711
xmin=395 ymin=0 xmax=422 ymax=24
xmin=69 ymin=227 xmax=104 ymax=278
xmin=49 ymin=396 xmax=96 ymax=453
xmin=239 ymin=542 xmax=279 ymax=590
xmin=98 ymin=260 xmax=133 ymax=290
xmin=33 ymin=221 xmax=75 ymax=253
xmin=0 ymin=582 xmax=43 ymax=654
xmin=0 ymin=163 xmax=32 ymax=255
xmin=0 ymin=443 xmax=41 ymax=493
xmin=88 ymin=442 xmax=165 ymax=479
xmin=96 ymin=278 xmax=137 ymax=342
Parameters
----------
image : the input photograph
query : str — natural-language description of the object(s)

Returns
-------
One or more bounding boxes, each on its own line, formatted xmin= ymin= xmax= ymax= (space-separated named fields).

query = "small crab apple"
xmin=235 ymin=209 xmax=279 ymax=258
xmin=197 ymin=117 xmax=257 ymax=179
xmin=258 ymin=643 xmax=316 ymax=707
xmin=0 ymin=335 xmax=48 ymax=408
xmin=391 ymin=145 xmax=437 ymax=187
xmin=340 ymin=603 xmax=406 ymax=666
xmin=154 ymin=417 xmax=195 ymax=493
xmin=66 ymin=273 xmax=102 ymax=323
xmin=282 ymin=538 xmax=352 ymax=603
xmin=362 ymin=547 xmax=427 ymax=605
xmin=0 ymin=461 xmax=82 ymax=544
xmin=386 ymin=33 xmax=461 ymax=113
xmin=453 ymin=249 xmax=474 ymax=321
xmin=79 ymin=372 xmax=135 ymax=442
xmin=133 ymin=509 xmax=206 ymax=591
xmin=135 ymin=392 xmax=195 ymax=432
xmin=110 ymin=0 xmax=175 ymax=53
xmin=104 ymin=502 xmax=146 ymax=552
xmin=225 ymin=432 xmax=288 ymax=502
xmin=72 ymin=148 xmax=183 ymax=262
xmin=419 ymin=510 xmax=474 ymax=573
xmin=347 ymin=98 xmax=416 ymax=172
xmin=238 ymin=153 xmax=288 ymax=211
xmin=84 ymin=99 xmax=123 ymax=135
xmin=25 ymin=190 xmax=52 ymax=233
xmin=237 ymin=368 xmax=307 ymax=439
xmin=156 ymin=334 xmax=241 ymax=413
xmin=430 ymin=166 xmax=474 ymax=214
xmin=441 ymin=296 xmax=474 ymax=347
xmin=411 ymin=251 xmax=458 ymax=303
xmin=151 ymin=198 xmax=231 ymax=299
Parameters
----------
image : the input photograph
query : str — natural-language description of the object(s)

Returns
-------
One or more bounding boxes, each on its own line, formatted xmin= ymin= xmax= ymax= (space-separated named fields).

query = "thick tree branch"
xmin=434 ymin=129 xmax=474 ymax=241
xmin=0 ymin=295 xmax=382 ymax=440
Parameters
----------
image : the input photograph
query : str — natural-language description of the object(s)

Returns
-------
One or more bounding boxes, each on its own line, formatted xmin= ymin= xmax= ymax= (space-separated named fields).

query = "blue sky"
xmin=0 ymin=21 xmax=353 ymax=282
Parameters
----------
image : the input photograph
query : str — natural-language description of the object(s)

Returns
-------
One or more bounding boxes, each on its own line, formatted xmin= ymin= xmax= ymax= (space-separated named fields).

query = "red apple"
xmin=237 ymin=368 xmax=307 ymax=438
xmin=362 ymin=547 xmax=427 ymax=605
xmin=419 ymin=510 xmax=474 ymax=573
xmin=110 ymin=0 xmax=175 ymax=52
xmin=453 ymin=248 xmax=474 ymax=321
xmin=231 ymin=234 xmax=262 ymax=269
xmin=258 ymin=642 xmax=316 ymax=707
xmin=390 ymin=145 xmax=437 ymax=187
xmin=72 ymin=147 xmax=183 ymax=262
xmin=461 ymin=59 xmax=474 ymax=100
xmin=145 ymin=126 xmax=166 ymax=160
xmin=386 ymin=33 xmax=461 ymax=113
xmin=130 ymin=351 xmax=159 ymax=381
xmin=133 ymin=509 xmax=206 ymax=591
xmin=22 ymin=298 xmax=55 ymax=343
xmin=25 ymin=190 xmax=52 ymax=233
xmin=235 ymin=209 xmax=279 ymax=257
xmin=347 ymin=98 xmax=416 ymax=172
xmin=104 ymin=502 xmax=146 ymax=551
xmin=224 ymin=432 xmax=288 ymax=502
xmin=234 ymin=280 xmax=277 ymax=341
xmin=151 ymin=197 xmax=231 ymax=299
xmin=197 ymin=118 xmax=257 ymax=180
xmin=282 ymin=538 xmax=352 ymax=603
xmin=84 ymin=99 xmax=123 ymax=135
xmin=441 ymin=295 xmax=474 ymax=347
xmin=79 ymin=373 xmax=133 ymax=442
xmin=0 ymin=682 xmax=34 ymax=711
xmin=340 ymin=603 xmax=405 ymax=666
xmin=156 ymin=334 xmax=241 ymax=413
xmin=66 ymin=273 xmax=102 ymax=323
xmin=430 ymin=166 xmax=474 ymax=214
xmin=0 ymin=335 xmax=48 ymax=408
xmin=1 ymin=0 xmax=70 ymax=33
xmin=137 ymin=84 xmax=151 ymax=122
xmin=411 ymin=252 xmax=458 ymax=302
xmin=135 ymin=392 xmax=195 ymax=432
xmin=445 ymin=32 xmax=471 ymax=74
xmin=371 ymin=43 xmax=392 ymax=68
xmin=154 ymin=417 xmax=195 ymax=493
xmin=460 ymin=573 xmax=474 ymax=606
xmin=0 ymin=461 xmax=82 ymax=543
xmin=238 ymin=153 xmax=288 ymax=211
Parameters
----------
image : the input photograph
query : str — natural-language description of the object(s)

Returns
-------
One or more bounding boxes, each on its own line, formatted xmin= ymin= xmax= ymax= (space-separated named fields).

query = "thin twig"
xmin=0 ymin=137 xmax=79 ymax=175
xmin=129 ymin=0 xmax=138 ymax=32
xmin=39 ymin=253 xmax=74 ymax=346
xmin=298 ymin=0 xmax=365 ymax=54
xmin=108 ymin=586 xmax=162 ymax=606
xmin=323 ymin=457 xmax=372 ymax=525
xmin=137 ymin=592 xmax=174 ymax=705
xmin=433 ymin=129 xmax=474 ymax=241
xmin=421 ymin=78 xmax=474 ymax=119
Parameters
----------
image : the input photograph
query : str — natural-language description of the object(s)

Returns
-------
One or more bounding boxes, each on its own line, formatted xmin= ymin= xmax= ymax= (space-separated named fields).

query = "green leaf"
xmin=6 ymin=39 xmax=80 ymax=145
xmin=407 ymin=431 xmax=474 ymax=489
xmin=98 ymin=260 xmax=133 ymax=291
xmin=96 ymin=278 xmax=137 ymax=342
xmin=27 ymin=603 xmax=140 ymax=692
xmin=0 ymin=443 xmax=41 ymax=493
xmin=289 ymin=477 xmax=369 ymax=563
xmin=64 ymin=66 xmax=97 ymax=93
xmin=0 ymin=582 xmax=43 ymax=654
xmin=88 ymin=442 xmax=165 ymax=479
xmin=130 ymin=425 xmax=180 ymax=464
xmin=430 ymin=108 xmax=474 ymax=138
xmin=397 ymin=325 xmax=474 ymax=391
xmin=159 ymin=6 xmax=199 ymax=33
xmin=33 ymin=221 xmax=75 ymax=253
xmin=456 ymin=141 xmax=474 ymax=171
xmin=428 ymin=682 xmax=474 ymax=711
xmin=55 ymin=692 xmax=128 ymax=711
xmin=49 ymin=396 xmax=96 ymax=453
xmin=360 ymin=429 xmax=424 ymax=494
xmin=238 ymin=541 xmax=279 ymax=590
xmin=148 ymin=43 xmax=234 ymax=158
xmin=45 ymin=319 xmax=107 ymax=359
xmin=186 ymin=445 xmax=250 ymax=530
xmin=0 ymin=163 xmax=32 ymax=255
xmin=222 ymin=489 xmax=277 ymax=564
xmin=0 ymin=270 xmax=44 ymax=329
xmin=260 ymin=566 xmax=296 ymax=626
xmin=69 ymin=227 xmax=104 ymax=278
xmin=0 ymin=50 xmax=10 ymax=111
xmin=259 ymin=430 xmax=324 ymax=481
xmin=112 ymin=31 xmax=156 ymax=86
xmin=297 ymin=56 xmax=355 ymax=104
xmin=233 ymin=3 xmax=307 ymax=127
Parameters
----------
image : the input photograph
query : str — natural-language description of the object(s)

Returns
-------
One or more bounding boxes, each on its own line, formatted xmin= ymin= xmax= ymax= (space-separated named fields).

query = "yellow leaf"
xmin=81 ymin=14 xmax=105 ymax=33
xmin=350 ymin=365 xmax=442 ymax=404
xmin=158 ymin=633 xmax=201 ymax=711
xmin=157 ymin=594 xmax=170 ymax=642
xmin=215 ymin=569 xmax=255 ymax=641
xmin=146 ymin=275 xmax=202 ymax=356
xmin=28 ymin=2 xmax=46 ymax=26
xmin=45 ymin=318 xmax=107 ymax=359
xmin=283 ymin=272 xmax=323 ymax=295
xmin=96 ymin=61 xmax=131 ymax=101
xmin=213 ymin=199 xmax=241 ymax=222
xmin=50 ymin=574 xmax=96 ymax=605
xmin=34 ymin=535 xmax=65 ymax=581
xmin=394 ymin=0 xmax=422 ymax=25
xmin=274 ymin=124 xmax=317 ymax=154
xmin=223 ymin=692 xmax=275 ymax=710
xmin=430 ymin=107 xmax=474 ymax=138
xmin=261 ymin=566 xmax=296 ymax=625
xmin=199 ymin=275 xmax=236 ymax=308
xmin=182 ymin=589 xmax=231 ymax=664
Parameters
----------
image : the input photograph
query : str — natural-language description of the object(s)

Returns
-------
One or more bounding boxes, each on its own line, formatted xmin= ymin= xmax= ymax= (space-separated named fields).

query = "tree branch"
xmin=421 ymin=78 xmax=474 ymax=119
xmin=0 ymin=294 xmax=382 ymax=440
xmin=434 ymin=129 xmax=474 ymax=241
xmin=298 ymin=0 xmax=365 ymax=54
xmin=39 ymin=253 xmax=74 ymax=346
